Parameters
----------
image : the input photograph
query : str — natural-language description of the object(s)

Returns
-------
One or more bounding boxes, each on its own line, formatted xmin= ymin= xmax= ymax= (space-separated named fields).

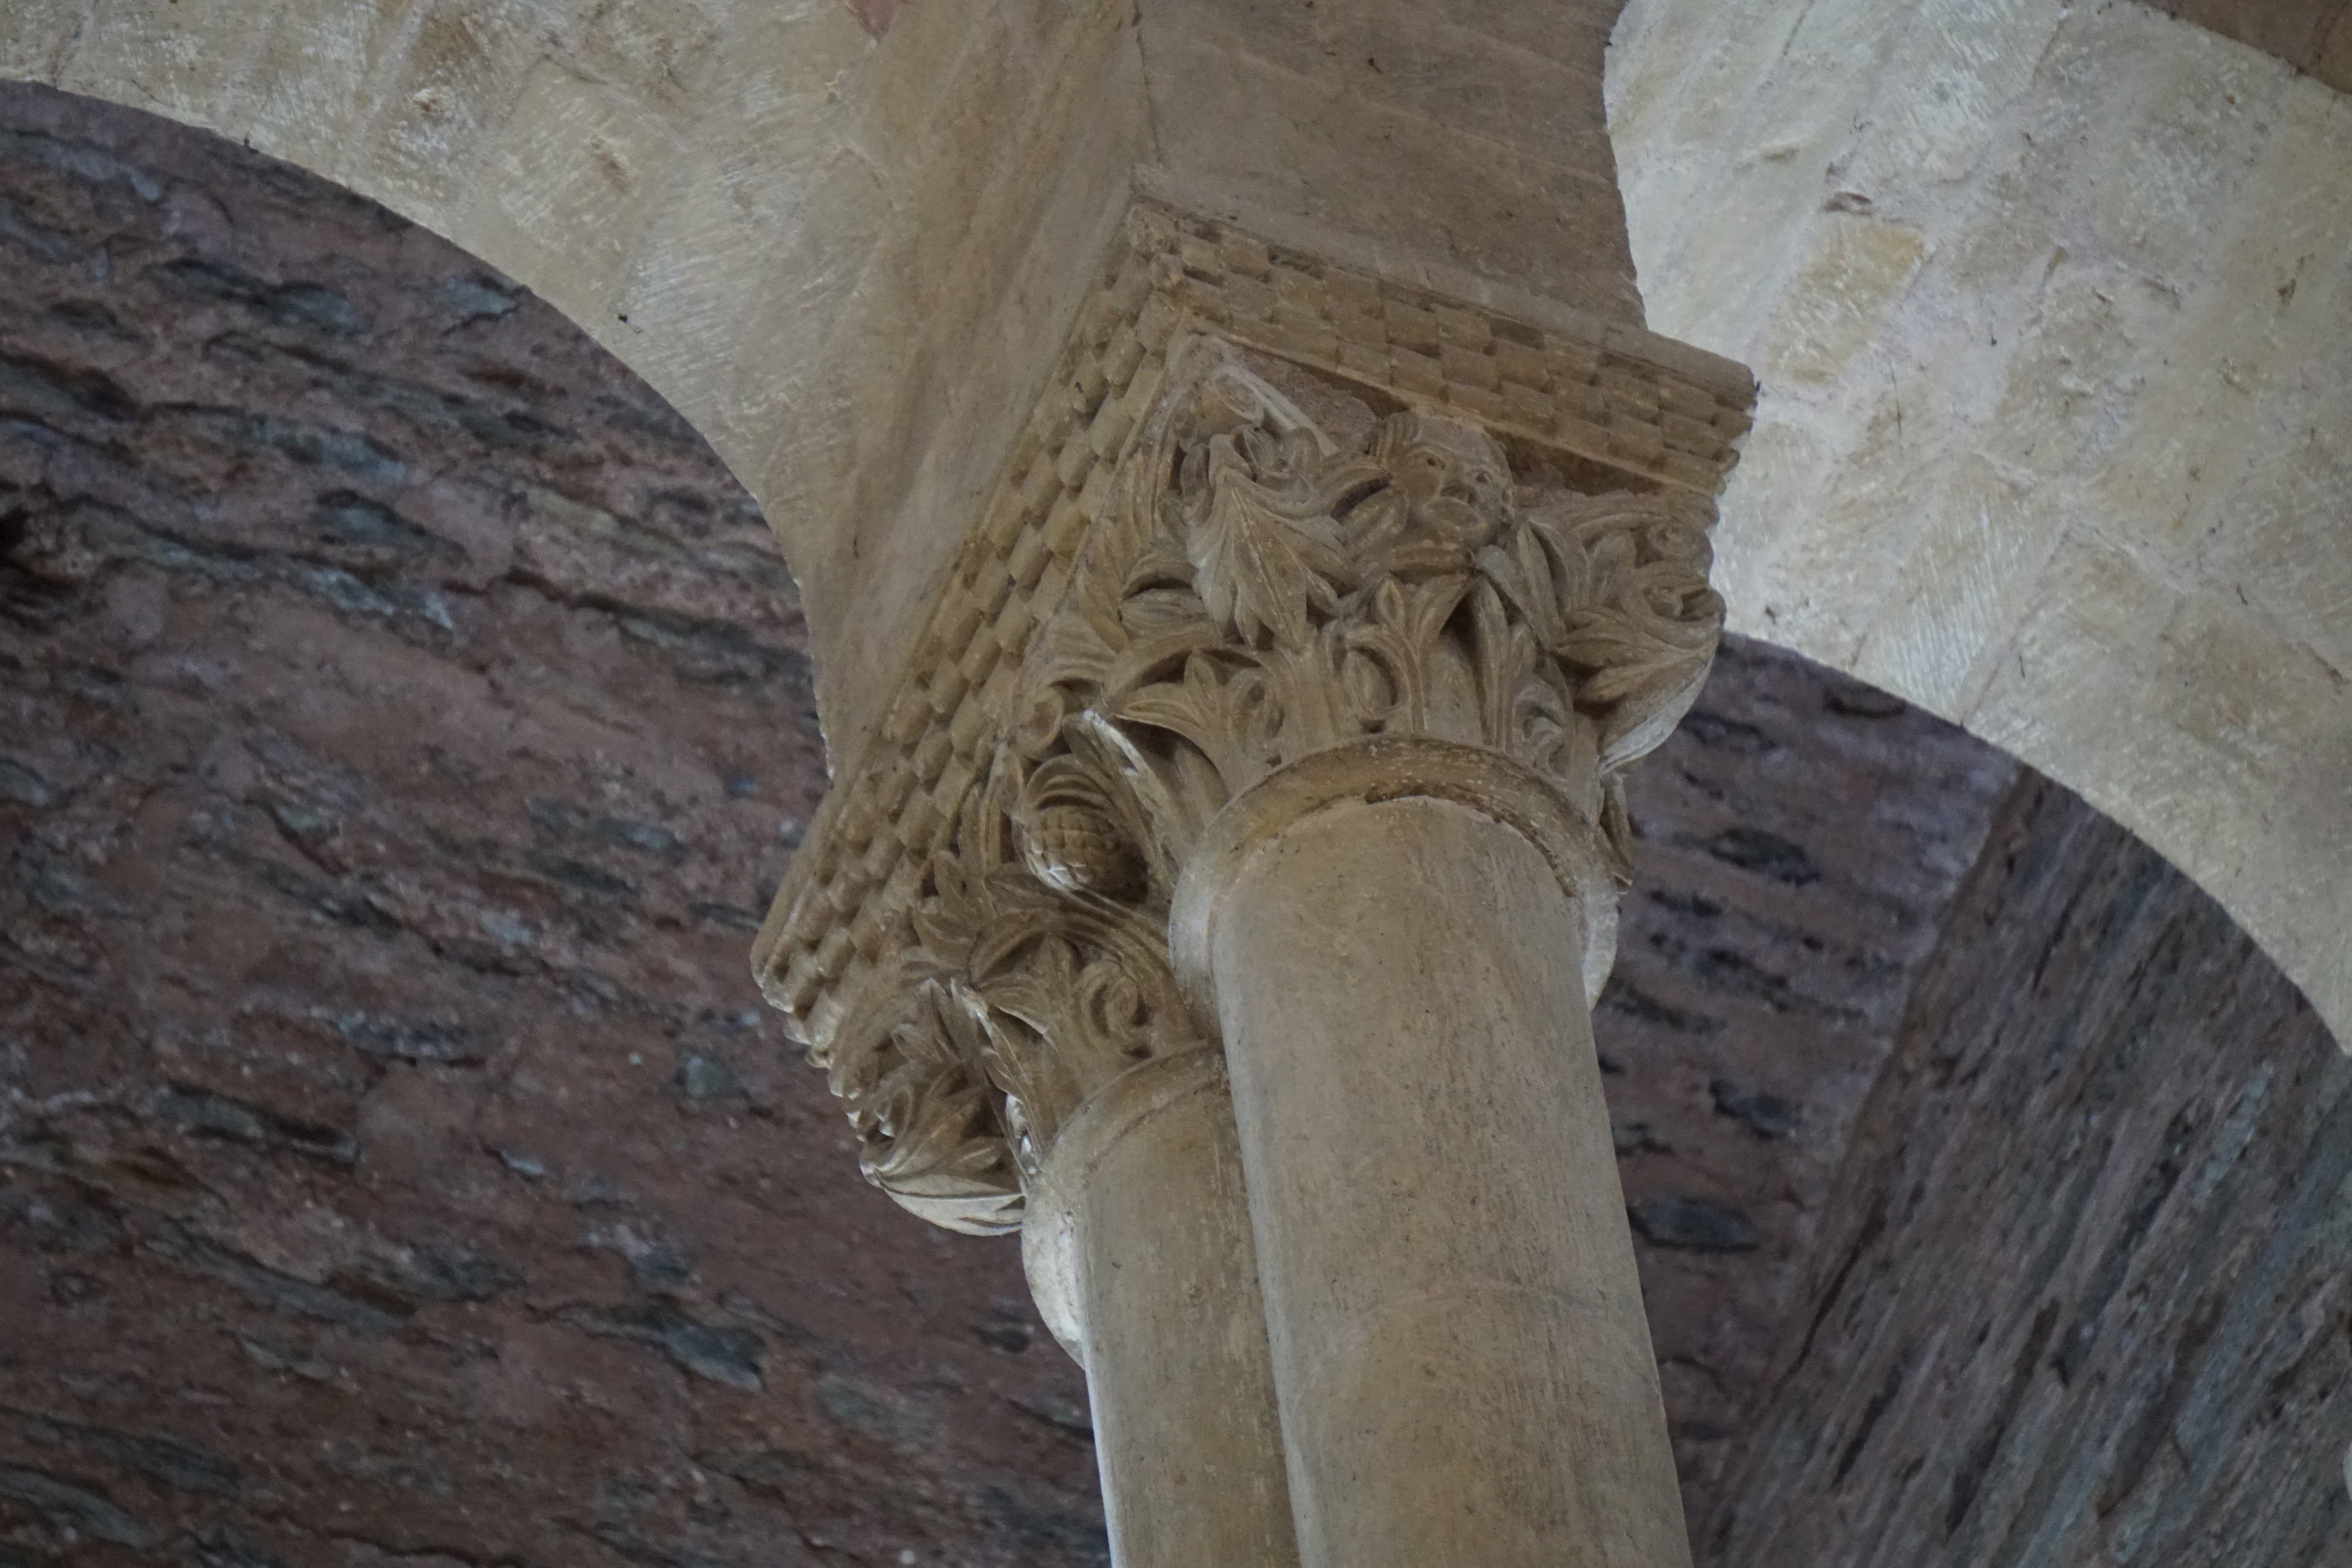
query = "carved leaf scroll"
xmin=828 ymin=337 xmax=1725 ymax=1233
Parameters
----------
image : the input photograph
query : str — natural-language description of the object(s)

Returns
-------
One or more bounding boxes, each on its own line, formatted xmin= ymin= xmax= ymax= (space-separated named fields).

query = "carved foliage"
xmin=828 ymin=740 xmax=1197 ymax=1235
xmin=833 ymin=339 xmax=1724 ymax=1233
xmin=1040 ymin=340 xmax=1725 ymax=872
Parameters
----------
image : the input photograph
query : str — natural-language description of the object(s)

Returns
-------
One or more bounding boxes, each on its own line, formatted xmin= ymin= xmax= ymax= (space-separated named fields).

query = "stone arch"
xmin=1610 ymin=0 xmax=2352 ymax=1048
xmin=7 ymin=0 xmax=800 ymax=475
xmin=2 ymin=0 xmax=1157 ymax=745
xmin=5 ymin=73 xmax=2342 ymax=1556
xmin=16 ymin=0 xmax=2345 ymax=1052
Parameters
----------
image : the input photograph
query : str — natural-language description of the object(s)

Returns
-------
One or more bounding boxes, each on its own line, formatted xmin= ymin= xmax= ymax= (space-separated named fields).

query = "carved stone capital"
xmin=754 ymin=200 xmax=1755 ymax=1234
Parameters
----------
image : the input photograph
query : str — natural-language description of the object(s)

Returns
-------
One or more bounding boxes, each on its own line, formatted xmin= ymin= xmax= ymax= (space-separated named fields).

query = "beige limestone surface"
xmin=1199 ymin=790 xmax=1689 ymax=1568
xmin=1610 ymin=0 xmax=2352 ymax=1047
xmin=1023 ymin=1050 xmax=1296 ymax=1568
xmin=1 ymin=0 xmax=1154 ymax=763
xmin=1138 ymin=0 xmax=1645 ymax=323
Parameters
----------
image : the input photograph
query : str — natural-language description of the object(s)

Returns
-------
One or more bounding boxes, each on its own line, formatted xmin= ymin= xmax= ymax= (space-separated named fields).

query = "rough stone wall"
xmin=1606 ymin=637 xmax=2018 ymax=1512
xmin=1706 ymin=774 xmax=2351 ymax=1566
xmin=0 ymin=82 xmax=1108 ymax=1568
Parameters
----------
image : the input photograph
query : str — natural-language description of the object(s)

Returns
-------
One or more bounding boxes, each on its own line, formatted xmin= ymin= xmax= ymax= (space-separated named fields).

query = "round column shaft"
xmin=1027 ymin=1051 xmax=1299 ymax=1568
xmin=1195 ymin=790 xmax=1690 ymax=1568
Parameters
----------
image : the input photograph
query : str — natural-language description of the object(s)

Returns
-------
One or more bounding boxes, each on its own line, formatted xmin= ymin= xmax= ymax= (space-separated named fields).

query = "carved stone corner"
xmin=753 ymin=198 xmax=1757 ymax=1234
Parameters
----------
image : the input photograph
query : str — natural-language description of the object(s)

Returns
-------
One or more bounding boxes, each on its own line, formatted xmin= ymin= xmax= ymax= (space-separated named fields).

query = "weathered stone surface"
xmin=2149 ymin=0 xmax=2352 ymax=90
xmin=1704 ymin=774 xmax=2351 ymax=1565
xmin=1608 ymin=636 xmax=2019 ymax=1511
xmin=5 ymin=0 xmax=1156 ymax=776
xmin=1141 ymin=0 xmax=1644 ymax=321
xmin=0 ymin=82 xmax=1104 ymax=1568
xmin=1611 ymin=0 xmax=2352 ymax=1052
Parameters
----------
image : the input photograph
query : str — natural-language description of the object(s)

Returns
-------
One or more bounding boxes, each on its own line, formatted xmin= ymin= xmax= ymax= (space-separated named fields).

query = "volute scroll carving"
xmin=822 ymin=336 xmax=1728 ymax=1235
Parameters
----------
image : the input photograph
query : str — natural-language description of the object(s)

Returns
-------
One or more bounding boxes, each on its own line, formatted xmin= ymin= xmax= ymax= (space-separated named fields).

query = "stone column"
xmin=1174 ymin=744 xmax=1686 ymax=1566
xmin=771 ymin=896 xmax=1297 ymax=1565
xmin=754 ymin=199 xmax=1755 ymax=1563
xmin=1026 ymin=1049 xmax=1298 ymax=1566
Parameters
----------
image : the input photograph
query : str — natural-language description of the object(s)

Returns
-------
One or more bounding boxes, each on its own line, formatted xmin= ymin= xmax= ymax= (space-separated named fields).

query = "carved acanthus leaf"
xmin=820 ymin=336 xmax=1726 ymax=1234
xmin=1187 ymin=427 xmax=1354 ymax=648
xmin=1027 ymin=340 xmax=1724 ymax=820
xmin=831 ymin=977 xmax=1024 ymax=1236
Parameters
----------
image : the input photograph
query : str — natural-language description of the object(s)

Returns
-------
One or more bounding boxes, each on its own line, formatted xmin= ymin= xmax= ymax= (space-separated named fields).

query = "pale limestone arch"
xmin=12 ymin=0 xmax=2343 ymax=1059
xmin=1 ymin=0 xmax=1156 ymax=753
xmin=1611 ymin=0 xmax=2352 ymax=1048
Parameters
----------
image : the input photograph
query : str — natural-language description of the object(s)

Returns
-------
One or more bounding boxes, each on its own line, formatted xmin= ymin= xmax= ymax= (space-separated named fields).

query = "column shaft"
xmin=1205 ymin=794 xmax=1689 ymax=1568
xmin=1027 ymin=1051 xmax=1299 ymax=1568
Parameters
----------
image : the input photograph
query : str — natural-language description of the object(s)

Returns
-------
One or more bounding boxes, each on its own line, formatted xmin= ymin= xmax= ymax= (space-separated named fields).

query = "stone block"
xmin=1759 ymin=213 xmax=1927 ymax=387
xmin=1147 ymin=0 xmax=1616 ymax=179
xmin=554 ymin=0 xmax=724 ymax=117
xmin=352 ymin=0 xmax=543 ymax=218
xmin=1609 ymin=0 xmax=1815 ymax=172
xmin=2203 ymin=380 xmax=2352 ymax=678
xmin=1851 ymin=455 xmax=2064 ymax=717
xmin=1435 ymin=0 xmax=1619 ymax=68
xmin=219 ymin=0 xmax=413 ymax=183
xmin=0 ymin=0 xmax=81 ymax=81
xmin=1142 ymin=25 xmax=1640 ymax=319
xmin=1984 ymin=262 xmax=2174 ymax=483
xmin=2091 ymin=29 xmax=2288 ymax=292
xmin=1703 ymin=417 xmax=1839 ymax=643
xmin=467 ymin=57 xmax=687 ymax=311
xmin=1840 ymin=0 xmax=2063 ymax=191
xmin=57 ymin=0 xmax=261 ymax=128
xmin=769 ymin=0 xmax=1145 ymax=748
xmin=1966 ymin=530 xmax=2165 ymax=760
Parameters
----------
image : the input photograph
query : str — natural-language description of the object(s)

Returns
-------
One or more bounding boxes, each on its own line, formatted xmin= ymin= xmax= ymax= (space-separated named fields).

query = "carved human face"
xmin=1372 ymin=409 xmax=1514 ymax=546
